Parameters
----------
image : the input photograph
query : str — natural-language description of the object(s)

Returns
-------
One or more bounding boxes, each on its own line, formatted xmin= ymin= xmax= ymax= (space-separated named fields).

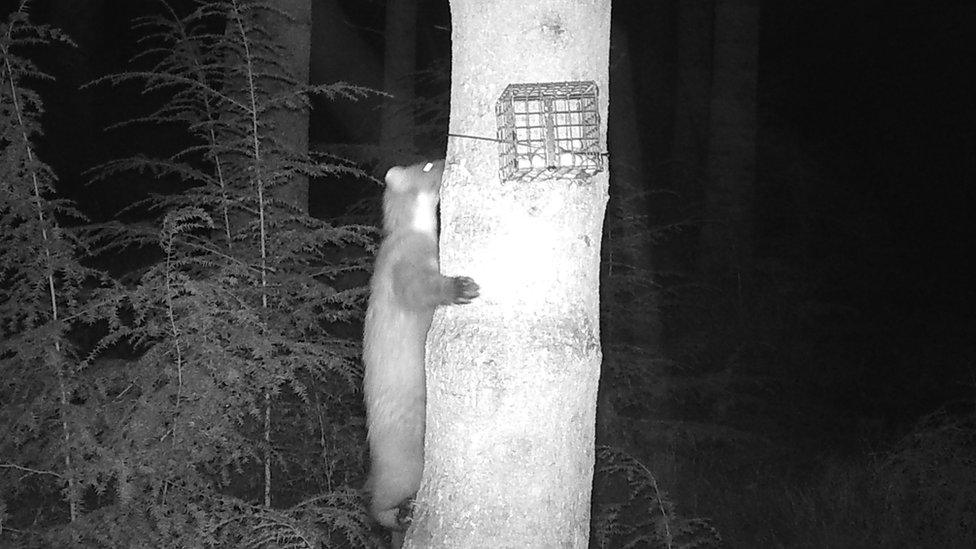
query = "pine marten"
xmin=363 ymin=160 xmax=479 ymax=542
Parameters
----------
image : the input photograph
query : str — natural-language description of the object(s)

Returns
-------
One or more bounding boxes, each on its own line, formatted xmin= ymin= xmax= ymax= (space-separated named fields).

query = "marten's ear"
xmin=384 ymin=166 xmax=407 ymax=191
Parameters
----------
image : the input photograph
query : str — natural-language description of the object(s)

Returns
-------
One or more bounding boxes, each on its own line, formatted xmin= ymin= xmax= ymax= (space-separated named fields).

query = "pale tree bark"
xmin=380 ymin=0 xmax=418 ymax=153
xmin=406 ymin=0 xmax=611 ymax=547
xmin=701 ymin=0 xmax=759 ymax=279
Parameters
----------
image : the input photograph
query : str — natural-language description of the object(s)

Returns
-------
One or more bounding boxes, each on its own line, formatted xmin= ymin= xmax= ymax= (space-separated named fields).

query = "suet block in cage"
xmin=495 ymin=81 xmax=603 ymax=182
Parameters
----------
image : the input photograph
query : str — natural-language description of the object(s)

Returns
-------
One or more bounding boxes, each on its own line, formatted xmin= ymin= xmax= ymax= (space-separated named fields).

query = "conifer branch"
xmin=1 ymin=1 xmax=79 ymax=523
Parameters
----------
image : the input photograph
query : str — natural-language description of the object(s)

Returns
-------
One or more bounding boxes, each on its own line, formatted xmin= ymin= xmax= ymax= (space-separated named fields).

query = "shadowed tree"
xmin=380 ymin=0 xmax=418 ymax=154
xmin=673 ymin=0 xmax=713 ymax=179
xmin=701 ymin=0 xmax=759 ymax=281
xmin=310 ymin=0 xmax=382 ymax=144
xmin=264 ymin=0 xmax=312 ymax=214
xmin=597 ymin=18 xmax=660 ymax=442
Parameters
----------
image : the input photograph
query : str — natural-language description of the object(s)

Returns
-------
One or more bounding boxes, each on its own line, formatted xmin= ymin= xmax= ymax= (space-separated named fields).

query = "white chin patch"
xmin=412 ymin=192 xmax=437 ymax=234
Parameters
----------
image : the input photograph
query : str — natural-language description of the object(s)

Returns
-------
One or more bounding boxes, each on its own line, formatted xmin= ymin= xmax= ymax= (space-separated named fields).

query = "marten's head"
xmin=382 ymin=160 xmax=445 ymax=236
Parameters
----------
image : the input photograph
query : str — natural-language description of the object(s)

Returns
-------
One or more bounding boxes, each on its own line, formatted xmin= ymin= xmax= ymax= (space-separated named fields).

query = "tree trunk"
xmin=598 ymin=19 xmax=658 ymax=442
xmin=380 ymin=0 xmax=418 ymax=154
xmin=310 ymin=0 xmax=383 ymax=144
xmin=673 ymin=0 xmax=713 ymax=175
xmin=406 ymin=0 xmax=611 ymax=547
xmin=266 ymin=0 xmax=311 ymax=213
xmin=701 ymin=0 xmax=759 ymax=279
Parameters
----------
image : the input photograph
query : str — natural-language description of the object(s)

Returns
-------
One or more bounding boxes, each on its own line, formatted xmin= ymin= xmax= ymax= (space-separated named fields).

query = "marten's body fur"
xmin=363 ymin=160 xmax=478 ymax=537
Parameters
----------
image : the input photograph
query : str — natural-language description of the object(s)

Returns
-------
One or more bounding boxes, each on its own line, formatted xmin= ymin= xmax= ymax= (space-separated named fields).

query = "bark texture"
xmin=405 ymin=1 xmax=611 ymax=547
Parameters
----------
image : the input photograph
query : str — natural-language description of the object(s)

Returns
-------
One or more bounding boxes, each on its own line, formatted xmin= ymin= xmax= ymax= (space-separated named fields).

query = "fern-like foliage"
xmin=876 ymin=404 xmax=976 ymax=547
xmin=0 ymin=0 xmax=100 ymax=532
xmin=3 ymin=1 xmax=380 ymax=546
xmin=205 ymin=490 xmax=379 ymax=548
xmin=591 ymin=446 xmax=722 ymax=549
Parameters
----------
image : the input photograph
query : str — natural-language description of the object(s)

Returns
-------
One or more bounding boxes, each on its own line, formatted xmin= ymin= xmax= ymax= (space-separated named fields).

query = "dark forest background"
xmin=1 ymin=0 xmax=974 ymax=547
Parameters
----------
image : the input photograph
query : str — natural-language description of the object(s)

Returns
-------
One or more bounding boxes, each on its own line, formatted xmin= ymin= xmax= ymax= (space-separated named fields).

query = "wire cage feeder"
xmin=495 ymin=81 xmax=603 ymax=182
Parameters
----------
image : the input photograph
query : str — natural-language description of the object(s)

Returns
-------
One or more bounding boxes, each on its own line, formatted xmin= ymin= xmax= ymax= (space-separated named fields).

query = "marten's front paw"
xmin=395 ymin=499 xmax=414 ymax=529
xmin=450 ymin=276 xmax=479 ymax=304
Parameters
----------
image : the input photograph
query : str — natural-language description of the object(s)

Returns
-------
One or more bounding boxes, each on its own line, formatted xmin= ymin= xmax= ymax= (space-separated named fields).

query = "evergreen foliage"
xmin=1 ymin=2 xmax=381 ymax=546
xmin=0 ymin=0 xmax=94 ymax=532
xmin=4 ymin=1 xmax=973 ymax=547
xmin=591 ymin=446 xmax=722 ymax=549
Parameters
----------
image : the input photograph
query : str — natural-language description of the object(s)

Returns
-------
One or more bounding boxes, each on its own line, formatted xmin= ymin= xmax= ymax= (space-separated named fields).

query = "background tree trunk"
xmin=701 ymin=0 xmax=759 ymax=280
xmin=310 ymin=0 xmax=382 ymax=144
xmin=380 ymin=0 xmax=418 ymax=154
xmin=673 ymin=0 xmax=713 ymax=178
xmin=406 ymin=0 xmax=611 ymax=546
xmin=598 ymin=19 xmax=658 ymax=442
xmin=266 ymin=0 xmax=311 ymax=213
xmin=605 ymin=19 xmax=658 ymax=349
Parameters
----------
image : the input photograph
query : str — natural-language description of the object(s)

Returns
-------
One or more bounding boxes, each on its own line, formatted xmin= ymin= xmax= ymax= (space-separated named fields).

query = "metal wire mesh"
xmin=496 ymin=81 xmax=603 ymax=182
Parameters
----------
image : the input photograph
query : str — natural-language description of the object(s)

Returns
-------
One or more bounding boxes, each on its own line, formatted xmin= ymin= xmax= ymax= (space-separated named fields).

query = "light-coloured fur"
xmin=363 ymin=160 xmax=478 ymax=536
